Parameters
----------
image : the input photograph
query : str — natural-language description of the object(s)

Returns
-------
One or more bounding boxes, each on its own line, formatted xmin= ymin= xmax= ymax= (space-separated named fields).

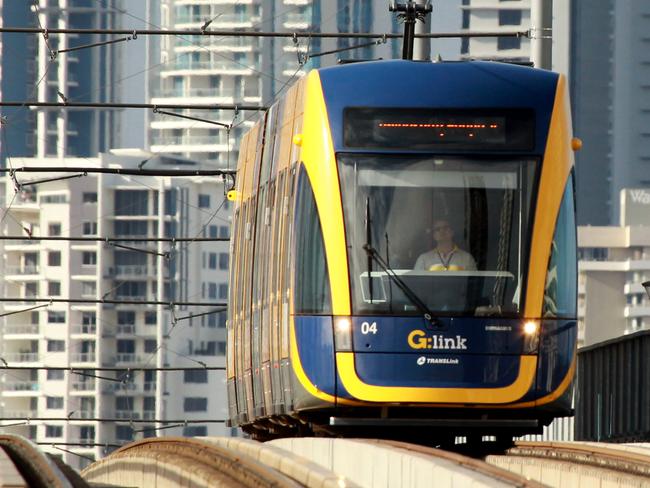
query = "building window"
xmin=218 ymin=283 xmax=228 ymax=300
xmin=82 ymin=192 xmax=98 ymax=203
xmin=47 ymin=370 xmax=64 ymax=380
xmin=82 ymin=251 xmax=97 ymax=265
xmin=48 ymin=311 xmax=66 ymax=323
xmin=47 ymin=340 xmax=65 ymax=352
xmin=82 ymin=222 xmax=98 ymax=235
xmin=45 ymin=425 xmax=63 ymax=437
xmin=145 ymin=311 xmax=157 ymax=325
xmin=115 ymin=281 xmax=146 ymax=298
xmin=81 ymin=281 xmax=96 ymax=297
xmin=209 ymin=253 xmax=217 ymax=269
xmin=82 ymin=312 xmax=96 ymax=325
xmin=209 ymin=225 xmax=218 ymax=238
xmin=219 ymin=253 xmax=229 ymax=270
xmin=114 ymin=190 xmax=149 ymax=215
xmin=183 ymin=426 xmax=207 ymax=436
xmin=218 ymin=226 xmax=230 ymax=239
xmin=198 ymin=194 xmax=210 ymax=208
xmin=48 ymin=281 xmax=61 ymax=296
xmin=25 ymin=282 xmax=38 ymax=298
xmin=41 ymin=194 xmax=67 ymax=204
xmin=183 ymin=397 xmax=208 ymax=412
xmin=115 ymin=425 xmax=134 ymax=442
xmin=117 ymin=340 xmax=135 ymax=354
xmin=46 ymin=397 xmax=64 ymax=409
xmin=497 ymin=36 xmax=521 ymax=50
xmin=144 ymin=340 xmax=158 ymax=353
xmin=217 ymin=341 xmax=226 ymax=355
xmin=48 ymin=251 xmax=61 ymax=266
xmin=208 ymin=282 xmax=217 ymax=299
xmin=48 ymin=223 xmax=62 ymax=236
xmin=144 ymin=396 xmax=155 ymax=413
xmin=184 ymin=370 xmax=208 ymax=383
xmin=498 ymin=10 xmax=522 ymax=25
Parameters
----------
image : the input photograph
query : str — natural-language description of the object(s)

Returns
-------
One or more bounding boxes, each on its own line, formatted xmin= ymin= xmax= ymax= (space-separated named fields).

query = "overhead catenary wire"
xmin=0 ymin=297 xmax=226 ymax=307
xmin=1 ymin=166 xmax=235 ymax=177
xmin=0 ymin=417 xmax=225 ymax=423
xmin=0 ymin=236 xmax=228 ymax=243
xmin=0 ymin=26 xmax=530 ymax=39
xmin=0 ymin=101 xmax=262 ymax=111
xmin=0 ymin=366 xmax=224 ymax=372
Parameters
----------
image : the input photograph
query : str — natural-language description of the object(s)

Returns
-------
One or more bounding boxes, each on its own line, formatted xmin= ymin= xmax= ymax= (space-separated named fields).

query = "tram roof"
xmin=317 ymin=60 xmax=560 ymax=156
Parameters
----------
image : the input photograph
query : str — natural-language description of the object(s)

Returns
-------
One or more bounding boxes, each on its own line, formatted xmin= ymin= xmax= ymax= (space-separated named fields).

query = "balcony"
xmin=115 ymin=354 xmax=141 ymax=364
xmin=2 ymin=324 xmax=40 ymax=335
xmin=70 ymin=353 xmax=97 ymax=363
xmin=152 ymin=87 xmax=236 ymax=99
xmin=3 ymin=381 xmax=39 ymax=392
xmin=2 ymin=352 xmax=40 ymax=363
xmin=142 ymin=411 xmax=156 ymax=420
xmin=1 ymin=409 xmax=37 ymax=418
xmin=116 ymin=324 xmax=135 ymax=335
xmin=114 ymin=265 xmax=156 ymax=278
xmin=70 ymin=325 xmax=97 ymax=335
xmin=144 ymin=382 xmax=157 ymax=392
xmin=175 ymin=13 xmax=258 ymax=26
xmin=71 ymin=380 xmax=96 ymax=392
xmin=167 ymin=58 xmax=257 ymax=73
xmin=115 ymin=410 xmax=140 ymax=420
xmin=4 ymin=265 xmax=40 ymax=276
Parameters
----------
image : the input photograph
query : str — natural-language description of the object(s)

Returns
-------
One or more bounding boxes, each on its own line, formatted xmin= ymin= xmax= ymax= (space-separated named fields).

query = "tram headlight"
xmin=522 ymin=320 xmax=540 ymax=354
xmin=334 ymin=317 xmax=352 ymax=351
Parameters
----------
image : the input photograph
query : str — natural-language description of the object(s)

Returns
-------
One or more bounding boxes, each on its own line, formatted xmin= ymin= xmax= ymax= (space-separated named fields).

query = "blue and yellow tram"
xmin=226 ymin=60 xmax=579 ymax=442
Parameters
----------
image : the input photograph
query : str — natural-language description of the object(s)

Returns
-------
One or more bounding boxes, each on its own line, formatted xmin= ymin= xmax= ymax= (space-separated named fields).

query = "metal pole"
xmin=414 ymin=0 xmax=431 ymax=60
xmin=530 ymin=0 xmax=553 ymax=69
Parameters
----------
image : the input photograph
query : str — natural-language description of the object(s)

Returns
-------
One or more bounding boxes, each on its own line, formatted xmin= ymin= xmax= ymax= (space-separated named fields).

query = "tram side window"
xmin=293 ymin=167 xmax=331 ymax=314
xmin=543 ymin=174 xmax=577 ymax=317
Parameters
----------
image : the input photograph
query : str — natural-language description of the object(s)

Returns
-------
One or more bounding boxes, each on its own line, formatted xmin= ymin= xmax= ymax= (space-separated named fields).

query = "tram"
xmin=226 ymin=59 xmax=579 ymax=443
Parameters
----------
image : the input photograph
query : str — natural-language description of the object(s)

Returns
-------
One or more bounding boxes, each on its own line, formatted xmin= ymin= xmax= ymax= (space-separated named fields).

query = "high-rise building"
xmin=0 ymin=153 xmax=231 ymax=470
xmin=570 ymin=0 xmax=650 ymax=226
xmin=148 ymin=0 xmax=460 ymax=168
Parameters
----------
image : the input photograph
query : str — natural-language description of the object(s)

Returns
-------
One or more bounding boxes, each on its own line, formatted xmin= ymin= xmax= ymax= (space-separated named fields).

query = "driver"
xmin=414 ymin=218 xmax=477 ymax=271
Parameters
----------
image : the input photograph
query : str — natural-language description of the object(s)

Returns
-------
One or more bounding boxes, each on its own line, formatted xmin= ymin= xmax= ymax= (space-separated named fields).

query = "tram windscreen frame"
xmin=344 ymin=108 xmax=535 ymax=151
xmin=337 ymin=153 xmax=539 ymax=317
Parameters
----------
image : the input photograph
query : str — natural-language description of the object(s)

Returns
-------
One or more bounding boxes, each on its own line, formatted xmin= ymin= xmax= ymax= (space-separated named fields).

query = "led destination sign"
xmin=344 ymin=108 xmax=534 ymax=151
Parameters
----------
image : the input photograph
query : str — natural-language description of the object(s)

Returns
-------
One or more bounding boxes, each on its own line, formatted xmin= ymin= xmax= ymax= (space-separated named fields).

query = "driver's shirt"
xmin=414 ymin=246 xmax=477 ymax=271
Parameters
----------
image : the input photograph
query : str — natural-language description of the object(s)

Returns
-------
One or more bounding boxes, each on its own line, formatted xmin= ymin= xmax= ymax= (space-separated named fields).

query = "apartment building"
xmin=578 ymin=189 xmax=650 ymax=347
xmin=0 ymin=152 xmax=231 ymax=469
xmin=460 ymin=0 xmax=531 ymax=62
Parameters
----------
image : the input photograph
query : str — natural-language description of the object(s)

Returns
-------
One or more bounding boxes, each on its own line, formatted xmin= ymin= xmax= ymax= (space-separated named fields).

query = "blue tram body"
xmin=226 ymin=60 xmax=578 ymax=441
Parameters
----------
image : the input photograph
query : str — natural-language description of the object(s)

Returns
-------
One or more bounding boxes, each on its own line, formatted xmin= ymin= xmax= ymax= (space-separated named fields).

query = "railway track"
xmin=81 ymin=437 xmax=305 ymax=487
xmin=486 ymin=441 xmax=650 ymax=487
xmin=0 ymin=434 xmax=89 ymax=488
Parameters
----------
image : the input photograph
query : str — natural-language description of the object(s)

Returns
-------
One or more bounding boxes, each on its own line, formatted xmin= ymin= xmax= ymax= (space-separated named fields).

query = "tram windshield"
xmin=337 ymin=154 xmax=538 ymax=317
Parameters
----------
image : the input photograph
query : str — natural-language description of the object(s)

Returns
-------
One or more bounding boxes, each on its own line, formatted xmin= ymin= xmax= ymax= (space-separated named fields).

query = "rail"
xmin=81 ymin=437 xmax=304 ymax=487
xmin=0 ymin=434 xmax=89 ymax=488
xmin=486 ymin=440 xmax=650 ymax=487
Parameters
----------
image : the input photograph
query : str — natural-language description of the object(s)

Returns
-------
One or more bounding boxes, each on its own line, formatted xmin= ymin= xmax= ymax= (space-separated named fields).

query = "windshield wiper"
xmin=363 ymin=197 xmax=440 ymax=329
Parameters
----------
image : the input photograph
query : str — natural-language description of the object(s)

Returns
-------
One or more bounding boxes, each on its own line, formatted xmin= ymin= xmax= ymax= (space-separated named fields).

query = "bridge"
xmin=1 ymin=434 xmax=650 ymax=487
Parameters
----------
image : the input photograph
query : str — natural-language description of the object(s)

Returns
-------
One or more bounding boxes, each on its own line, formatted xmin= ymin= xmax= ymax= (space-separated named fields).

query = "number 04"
xmin=360 ymin=321 xmax=378 ymax=335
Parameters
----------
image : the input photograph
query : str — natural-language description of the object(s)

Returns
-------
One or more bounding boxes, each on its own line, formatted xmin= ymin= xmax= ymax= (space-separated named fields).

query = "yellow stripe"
xmin=524 ymin=75 xmax=574 ymax=318
xmin=300 ymin=71 xmax=351 ymax=316
xmin=336 ymin=353 xmax=537 ymax=403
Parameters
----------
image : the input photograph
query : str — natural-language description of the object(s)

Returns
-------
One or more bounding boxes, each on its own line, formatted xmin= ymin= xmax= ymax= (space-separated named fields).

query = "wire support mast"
xmin=390 ymin=1 xmax=433 ymax=60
